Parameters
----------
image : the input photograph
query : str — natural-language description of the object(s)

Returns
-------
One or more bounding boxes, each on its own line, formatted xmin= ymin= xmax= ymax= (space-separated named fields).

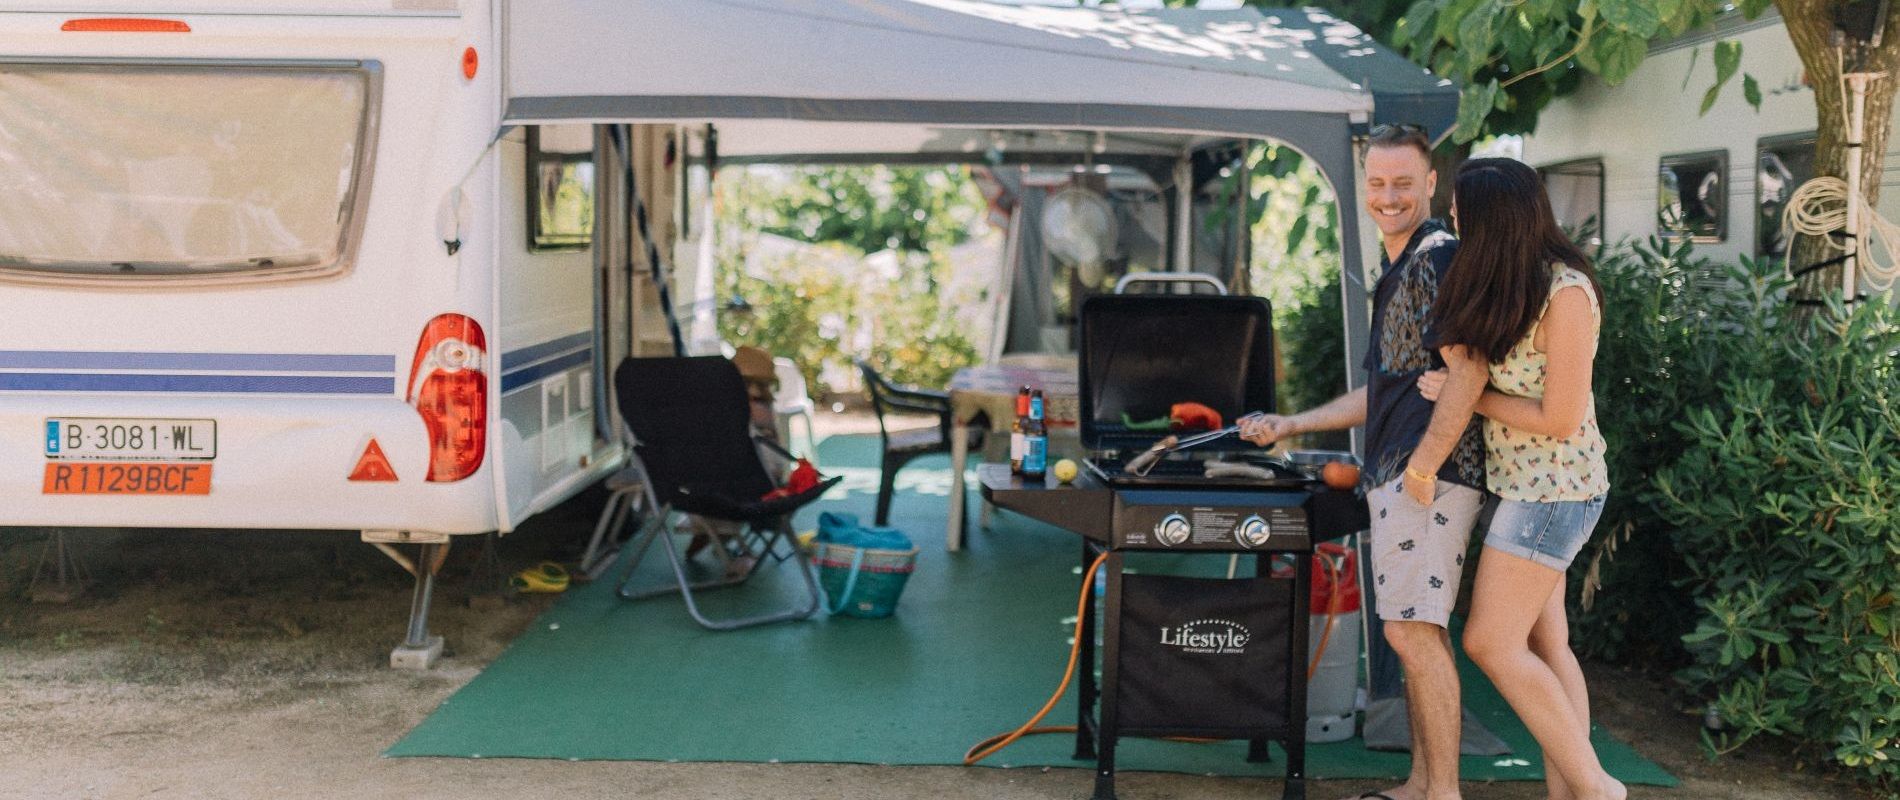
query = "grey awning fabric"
xmin=1260 ymin=7 xmax=1460 ymax=140
xmin=501 ymin=1 xmax=1457 ymax=149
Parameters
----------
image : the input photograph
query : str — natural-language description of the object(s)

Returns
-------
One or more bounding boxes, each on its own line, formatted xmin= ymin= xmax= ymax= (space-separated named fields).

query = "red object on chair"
xmin=762 ymin=458 xmax=822 ymax=501
xmin=1169 ymin=402 xmax=1223 ymax=431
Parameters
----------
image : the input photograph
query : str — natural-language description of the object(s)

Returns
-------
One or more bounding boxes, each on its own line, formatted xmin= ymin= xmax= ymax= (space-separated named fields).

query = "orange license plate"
xmin=42 ymin=462 xmax=212 ymax=495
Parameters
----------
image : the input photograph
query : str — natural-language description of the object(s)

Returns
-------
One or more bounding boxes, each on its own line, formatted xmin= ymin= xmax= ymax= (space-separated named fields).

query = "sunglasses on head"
xmin=1370 ymin=123 xmax=1427 ymax=137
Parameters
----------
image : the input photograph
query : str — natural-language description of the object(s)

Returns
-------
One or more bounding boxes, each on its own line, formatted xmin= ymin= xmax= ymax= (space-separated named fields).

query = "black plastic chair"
xmin=612 ymin=356 xmax=841 ymax=630
xmin=855 ymin=360 xmax=983 ymax=527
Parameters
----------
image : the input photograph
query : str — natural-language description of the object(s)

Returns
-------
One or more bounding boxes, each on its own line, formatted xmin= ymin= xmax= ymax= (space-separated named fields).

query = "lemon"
xmin=1053 ymin=458 xmax=1079 ymax=484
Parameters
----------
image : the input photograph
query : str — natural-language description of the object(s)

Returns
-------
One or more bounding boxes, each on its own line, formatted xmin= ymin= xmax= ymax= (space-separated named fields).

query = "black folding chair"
xmin=856 ymin=360 xmax=984 ymax=527
xmin=612 ymin=356 xmax=840 ymax=630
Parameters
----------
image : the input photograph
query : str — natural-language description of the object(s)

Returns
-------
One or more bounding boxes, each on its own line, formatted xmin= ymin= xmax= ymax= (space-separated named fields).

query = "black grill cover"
xmin=1078 ymin=294 xmax=1275 ymax=453
xmin=1115 ymin=572 xmax=1292 ymax=735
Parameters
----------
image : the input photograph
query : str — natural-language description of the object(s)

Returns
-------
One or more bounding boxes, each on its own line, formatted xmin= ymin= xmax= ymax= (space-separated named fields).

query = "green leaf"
xmin=1285 ymin=215 xmax=1309 ymax=256
xmin=1700 ymin=40 xmax=1743 ymax=115
xmin=1714 ymin=39 xmax=1742 ymax=83
xmin=1589 ymin=32 xmax=1647 ymax=85
xmin=1394 ymin=0 xmax=1436 ymax=48
xmin=1456 ymin=1 xmax=1500 ymax=75
xmin=1737 ymin=0 xmax=1772 ymax=17
xmin=1453 ymin=79 xmax=1500 ymax=144
xmin=1598 ymin=0 xmax=1662 ymax=38
xmin=1743 ymin=73 xmax=1762 ymax=110
xmin=1681 ymin=46 xmax=1700 ymax=91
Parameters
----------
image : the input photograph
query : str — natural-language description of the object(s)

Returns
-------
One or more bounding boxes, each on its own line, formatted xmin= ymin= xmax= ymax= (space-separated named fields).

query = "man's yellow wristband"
xmin=1405 ymin=466 xmax=1435 ymax=482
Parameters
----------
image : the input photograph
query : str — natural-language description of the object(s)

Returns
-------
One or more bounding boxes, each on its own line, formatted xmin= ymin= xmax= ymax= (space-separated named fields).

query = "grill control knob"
xmin=1155 ymin=513 xmax=1190 ymax=546
xmin=1235 ymin=514 xmax=1271 ymax=548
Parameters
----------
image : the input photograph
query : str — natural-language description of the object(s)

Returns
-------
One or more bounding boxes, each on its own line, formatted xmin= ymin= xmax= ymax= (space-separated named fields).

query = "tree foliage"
xmin=754 ymin=165 xmax=987 ymax=256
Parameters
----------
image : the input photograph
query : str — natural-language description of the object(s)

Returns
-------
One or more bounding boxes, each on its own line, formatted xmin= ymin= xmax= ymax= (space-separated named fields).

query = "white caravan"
xmin=1522 ymin=9 xmax=1900 ymax=284
xmin=0 ymin=2 xmax=684 ymax=666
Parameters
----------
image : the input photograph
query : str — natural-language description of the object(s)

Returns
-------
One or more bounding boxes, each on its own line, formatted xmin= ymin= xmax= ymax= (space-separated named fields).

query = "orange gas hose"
xmin=964 ymin=551 xmax=1110 ymax=765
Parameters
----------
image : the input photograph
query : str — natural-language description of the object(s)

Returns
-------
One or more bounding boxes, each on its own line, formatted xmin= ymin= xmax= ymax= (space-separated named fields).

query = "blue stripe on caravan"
xmin=0 ymin=373 xmax=395 ymax=394
xmin=500 ymin=333 xmax=594 ymax=372
xmin=0 ymin=350 xmax=395 ymax=373
xmin=500 ymin=348 xmax=592 ymax=393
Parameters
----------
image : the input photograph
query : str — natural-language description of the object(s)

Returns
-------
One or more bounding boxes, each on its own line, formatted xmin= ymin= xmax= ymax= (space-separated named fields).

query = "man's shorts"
xmin=1365 ymin=477 xmax=1484 ymax=628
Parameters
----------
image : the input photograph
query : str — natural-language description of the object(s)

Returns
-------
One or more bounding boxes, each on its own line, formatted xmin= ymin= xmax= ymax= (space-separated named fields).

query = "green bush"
xmin=712 ymin=165 xmax=985 ymax=398
xmin=716 ymin=252 xmax=978 ymax=399
xmin=1569 ymin=238 xmax=1724 ymax=663
xmin=1275 ymin=266 xmax=1351 ymax=451
xmin=1649 ymin=269 xmax=1899 ymax=787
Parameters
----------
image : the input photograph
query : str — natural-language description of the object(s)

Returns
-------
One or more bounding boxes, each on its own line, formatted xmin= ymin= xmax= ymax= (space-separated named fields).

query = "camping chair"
xmin=576 ymin=454 xmax=648 ymax=580
xmin=772 ymin=357 xmax=820 ymax=463
xmin=856 ymin=360 xmax=983 ymax=527
xmin=612 ymin=356 xmax=841 ymax=630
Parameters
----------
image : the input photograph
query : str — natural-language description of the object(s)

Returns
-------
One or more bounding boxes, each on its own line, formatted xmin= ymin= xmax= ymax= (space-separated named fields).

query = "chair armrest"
xmin=885 ymin=385 xmax=950 ymax=406
xmin=883 ymin=393 xmax=951 ymax=416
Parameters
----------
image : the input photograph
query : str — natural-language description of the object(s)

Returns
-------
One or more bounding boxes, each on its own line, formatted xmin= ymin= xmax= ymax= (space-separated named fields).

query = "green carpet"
xmin=386 ymin=435 xmax=1676 ymax=786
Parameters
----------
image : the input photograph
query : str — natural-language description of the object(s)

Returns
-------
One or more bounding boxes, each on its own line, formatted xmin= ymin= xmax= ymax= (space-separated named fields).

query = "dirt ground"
xmin=0 ymin=418 xmax=1878 ymax=799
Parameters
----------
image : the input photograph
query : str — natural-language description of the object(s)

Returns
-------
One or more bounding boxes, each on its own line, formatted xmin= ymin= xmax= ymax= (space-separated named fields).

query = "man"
xmin=1242 ymin=123 xmax=1485 ymax=800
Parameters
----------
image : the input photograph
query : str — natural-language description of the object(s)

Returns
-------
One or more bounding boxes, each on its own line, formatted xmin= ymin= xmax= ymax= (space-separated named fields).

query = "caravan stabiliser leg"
xmin=366 ymin=531 xmax=452 ymax=670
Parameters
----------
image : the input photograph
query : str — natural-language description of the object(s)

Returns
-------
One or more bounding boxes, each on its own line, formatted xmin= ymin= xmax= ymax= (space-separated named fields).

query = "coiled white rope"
xmin=1781 ymin=174 xmax=1900 ymax=293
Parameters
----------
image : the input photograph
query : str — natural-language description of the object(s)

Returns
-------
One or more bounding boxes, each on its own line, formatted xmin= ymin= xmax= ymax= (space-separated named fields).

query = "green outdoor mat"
xmin=387 ymin=435 xmax=1675 ymax=786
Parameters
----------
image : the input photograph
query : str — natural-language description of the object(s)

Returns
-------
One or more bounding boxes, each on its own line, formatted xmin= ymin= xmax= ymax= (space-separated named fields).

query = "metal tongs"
xmin=1123 ymin=411 xmax=1266 ymax=477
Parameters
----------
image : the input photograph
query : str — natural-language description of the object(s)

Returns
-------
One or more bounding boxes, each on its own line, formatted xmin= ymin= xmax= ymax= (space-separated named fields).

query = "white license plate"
xmin=44 ymin=417 xmax=217 ymax=461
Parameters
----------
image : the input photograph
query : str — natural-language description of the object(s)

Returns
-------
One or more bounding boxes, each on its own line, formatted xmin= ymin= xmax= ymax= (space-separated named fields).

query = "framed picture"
xmin=1658 ymin=150 xmax=1727 ymax=243
xmin=527 ymin=127 xmax=595 ymax=252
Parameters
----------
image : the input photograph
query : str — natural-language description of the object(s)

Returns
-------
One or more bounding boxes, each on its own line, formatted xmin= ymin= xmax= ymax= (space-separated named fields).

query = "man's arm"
xmin=1239 ymin=386 xmax=1367 ymax=446
xmin=1402 ymin=345 xmax=1485 ymax=502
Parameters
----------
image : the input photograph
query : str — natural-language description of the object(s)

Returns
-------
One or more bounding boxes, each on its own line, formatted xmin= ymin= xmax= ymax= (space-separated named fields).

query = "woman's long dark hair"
xmin=1434 ymin=158 xmax=1600 ymax=364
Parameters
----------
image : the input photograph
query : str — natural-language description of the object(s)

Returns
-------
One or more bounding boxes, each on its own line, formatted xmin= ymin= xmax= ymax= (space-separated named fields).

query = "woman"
xmin=1405 ymin=157 xmax=1624 ymax=800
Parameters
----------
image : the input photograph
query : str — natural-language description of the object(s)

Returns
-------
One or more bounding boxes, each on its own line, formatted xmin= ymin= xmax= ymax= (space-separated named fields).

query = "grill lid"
xmin=1078 ymin=293 xmax=1275 ymax=453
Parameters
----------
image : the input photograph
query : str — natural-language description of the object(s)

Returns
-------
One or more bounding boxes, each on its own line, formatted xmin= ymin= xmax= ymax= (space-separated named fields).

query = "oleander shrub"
xmin=1649 ymin=263 xmax=1899 ymax=788
xmin=1568 ymin=238 xmax=1725 ymax=664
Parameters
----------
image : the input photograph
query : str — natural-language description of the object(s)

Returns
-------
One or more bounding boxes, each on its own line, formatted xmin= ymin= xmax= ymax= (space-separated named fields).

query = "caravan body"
xmin=1521 ymin=11 xmax=1900 ymax=267
xmin=0 ymin=2 xmax=670 ymax=539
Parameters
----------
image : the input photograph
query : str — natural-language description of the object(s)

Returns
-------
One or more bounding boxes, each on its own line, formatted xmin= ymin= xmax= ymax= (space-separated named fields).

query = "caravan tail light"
xmin=407 ymin=314 xmax=487 ymax=482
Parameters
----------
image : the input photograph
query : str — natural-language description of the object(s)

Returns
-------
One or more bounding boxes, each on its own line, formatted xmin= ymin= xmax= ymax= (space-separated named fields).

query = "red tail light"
xmin=407 ymin=314 xmax=487 ymax=482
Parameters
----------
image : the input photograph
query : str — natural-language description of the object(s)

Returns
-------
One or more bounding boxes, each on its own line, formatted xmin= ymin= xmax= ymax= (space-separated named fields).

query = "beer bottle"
xmin=1022 ymin=389 xmax=1048 ymax=480
xmin=1009 ymin=386 xmax=1031 ymax=474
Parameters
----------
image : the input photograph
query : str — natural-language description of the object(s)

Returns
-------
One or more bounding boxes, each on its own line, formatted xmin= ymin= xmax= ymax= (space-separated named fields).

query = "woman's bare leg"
xmin=1528 ymin=577 xmax=1590 ymax=800
xmin=1465 ymin=548 xmax=1624 ymax=800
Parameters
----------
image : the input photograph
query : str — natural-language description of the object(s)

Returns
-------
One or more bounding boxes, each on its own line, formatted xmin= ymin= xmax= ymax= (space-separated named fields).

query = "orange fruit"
xmin=1321 ymin=462 xmax=1360 ymax=490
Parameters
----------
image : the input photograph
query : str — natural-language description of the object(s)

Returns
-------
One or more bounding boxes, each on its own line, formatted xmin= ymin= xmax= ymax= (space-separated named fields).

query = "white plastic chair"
xmin=772 ymin=357 xmax=819 ymax=463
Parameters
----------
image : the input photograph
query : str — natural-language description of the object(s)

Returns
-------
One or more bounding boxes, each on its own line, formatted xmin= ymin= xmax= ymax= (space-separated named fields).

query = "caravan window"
xmin=1537 ymin=158 xmax=1604 ymax=246
xmin=526 ymin=127 xmax=596 ymax=251
xmin=1756 ymin=133 xmax=1817 ymax=263
xmin=0 ymin=61 xmax=378 ymax=282
xmin=1658 ymin=151 xmax=1727 ymax=242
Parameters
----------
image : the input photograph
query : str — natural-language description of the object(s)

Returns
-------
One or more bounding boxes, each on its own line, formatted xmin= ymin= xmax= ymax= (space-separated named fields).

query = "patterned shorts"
xmin=1365 ymin=477 xmax=1484 ymax=628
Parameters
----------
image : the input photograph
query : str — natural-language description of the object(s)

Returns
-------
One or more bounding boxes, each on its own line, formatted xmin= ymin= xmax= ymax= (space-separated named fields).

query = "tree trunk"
xmin=1776 ymin=0 xmax=1900 ymax=300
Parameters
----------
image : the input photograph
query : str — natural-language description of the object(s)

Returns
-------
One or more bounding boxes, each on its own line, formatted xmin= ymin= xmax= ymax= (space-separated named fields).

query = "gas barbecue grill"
xmin=981 ymin=293 xmax=1369 ymax=800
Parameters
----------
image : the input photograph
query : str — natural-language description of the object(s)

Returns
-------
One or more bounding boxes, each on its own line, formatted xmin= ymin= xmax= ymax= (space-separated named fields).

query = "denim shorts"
xmin=1484 ymin=494 xmax=1607 ymax=571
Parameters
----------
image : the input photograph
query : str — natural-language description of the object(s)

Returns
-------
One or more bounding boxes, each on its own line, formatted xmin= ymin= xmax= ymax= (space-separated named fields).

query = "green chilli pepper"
xmin=1121 ymin=412 xmax=1173 ymax=431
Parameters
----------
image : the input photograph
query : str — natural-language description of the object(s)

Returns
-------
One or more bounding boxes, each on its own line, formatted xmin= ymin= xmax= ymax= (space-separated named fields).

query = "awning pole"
xmin=1172 ymin=157 xmax=1193 ymax=275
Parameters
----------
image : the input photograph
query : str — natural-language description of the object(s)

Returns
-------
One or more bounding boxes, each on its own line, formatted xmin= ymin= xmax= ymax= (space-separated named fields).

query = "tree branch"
xmin=1501 ymin=19 xmax=1597 ymax=88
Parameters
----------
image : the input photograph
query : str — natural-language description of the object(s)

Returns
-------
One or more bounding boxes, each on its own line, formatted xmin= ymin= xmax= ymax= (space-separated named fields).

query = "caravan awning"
xmin=503 ymin=0 xmax=1458 ymax=400
xmin=502 ymin=1 xmax=1459 ymax=158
